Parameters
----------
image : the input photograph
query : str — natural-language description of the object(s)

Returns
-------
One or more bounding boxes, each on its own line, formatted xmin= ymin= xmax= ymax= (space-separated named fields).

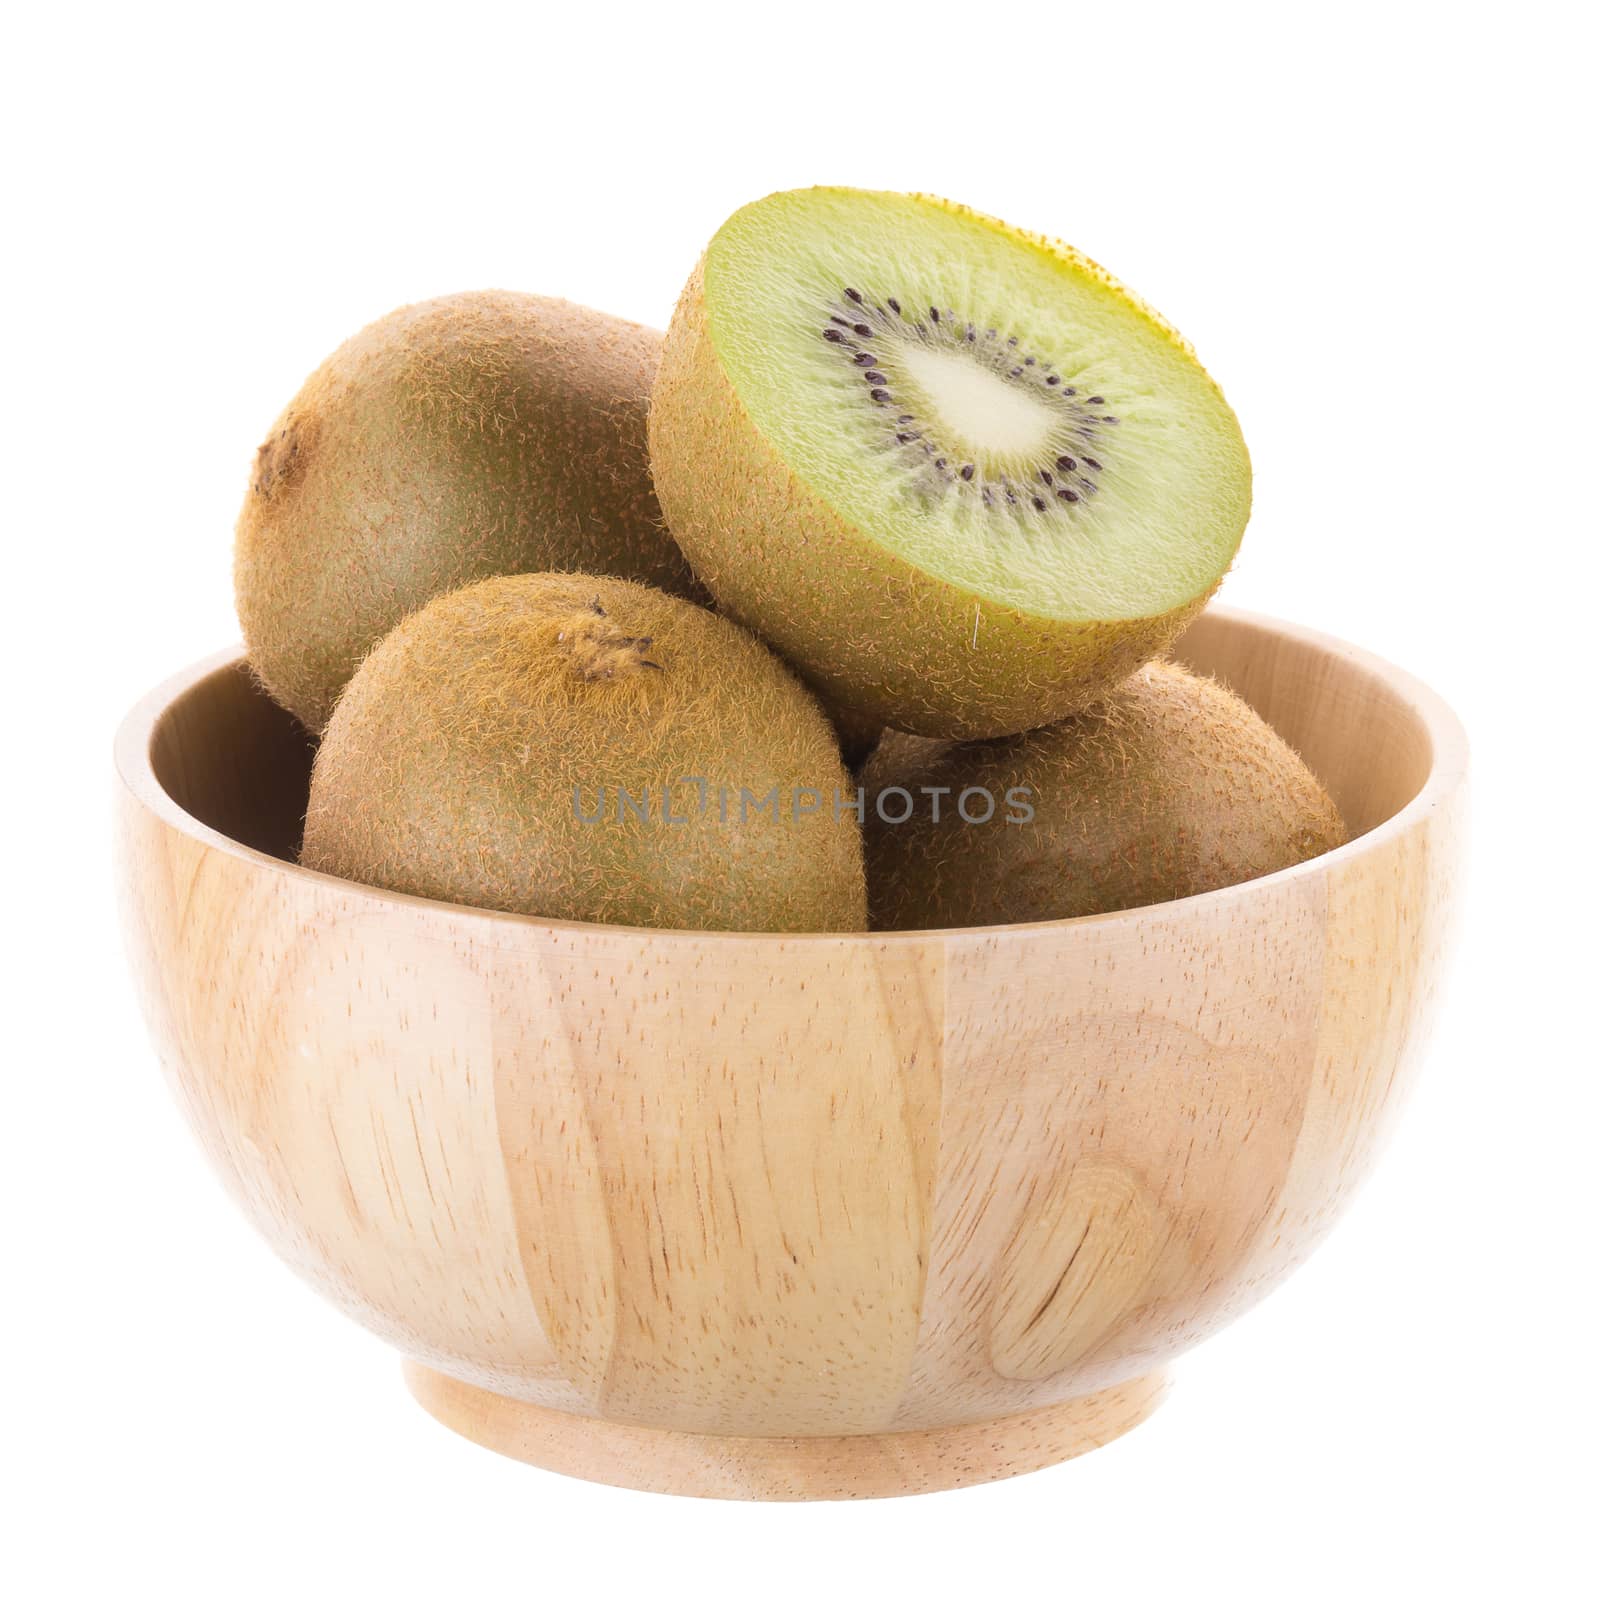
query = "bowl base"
xmin=402 ymin=1363 xmax=1169 ymax=1500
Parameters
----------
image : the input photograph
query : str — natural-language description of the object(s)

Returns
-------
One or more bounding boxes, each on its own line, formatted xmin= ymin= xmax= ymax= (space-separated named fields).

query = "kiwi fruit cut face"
xmin=862 ymin=660 xmax=1345 ymax=931
xmin=302 ymin=573 xmax=866 ymax=934
xmin=236 ymin=292 xmax=705 ymax=732
xmin=650 ymin=188 xmax=1251 ymax=739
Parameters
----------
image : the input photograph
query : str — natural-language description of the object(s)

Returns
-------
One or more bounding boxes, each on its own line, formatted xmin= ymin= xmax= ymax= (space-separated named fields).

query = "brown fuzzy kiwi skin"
xmin=235 ymin=292 xmax=707 ymax=733
xmin=861 ymin=660 xmax=1347 ymax=932
xmin=649 ymin=244 xmax=1224 ymax=743
xmin=302 ymin=573 xmax=867 ymax=935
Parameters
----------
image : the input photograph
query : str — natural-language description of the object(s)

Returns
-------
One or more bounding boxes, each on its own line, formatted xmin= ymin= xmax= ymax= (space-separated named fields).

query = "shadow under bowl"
xmin=113 ymin=606 xmax=1466 ymax=1499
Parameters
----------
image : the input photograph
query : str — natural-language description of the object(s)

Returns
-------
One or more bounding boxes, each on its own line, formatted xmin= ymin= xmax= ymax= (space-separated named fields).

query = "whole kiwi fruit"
xmin=236 ymin=291 xmax=705 ymax=732
xmin=302 ymin=573 xmax=867 ymax=934
xmin=649 ymin=187 xmax=1251 ymax=740
xmin=862 ymin=660 xmax=1346 ymax=930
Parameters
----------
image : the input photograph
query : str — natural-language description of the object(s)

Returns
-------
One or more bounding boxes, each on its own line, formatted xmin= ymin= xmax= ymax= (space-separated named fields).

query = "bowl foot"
xmin=402 ymin=1363 xmax=1169 ymax=1500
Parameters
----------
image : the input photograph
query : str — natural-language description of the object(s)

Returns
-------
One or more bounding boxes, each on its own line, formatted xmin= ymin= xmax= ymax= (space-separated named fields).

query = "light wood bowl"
xmin=114 ymin=607 xmax=1466 ymax=1499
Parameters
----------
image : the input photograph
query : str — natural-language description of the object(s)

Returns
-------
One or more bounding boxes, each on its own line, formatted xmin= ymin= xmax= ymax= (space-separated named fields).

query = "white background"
xmin=6 ymin=4 xmax=1596 ymax=1595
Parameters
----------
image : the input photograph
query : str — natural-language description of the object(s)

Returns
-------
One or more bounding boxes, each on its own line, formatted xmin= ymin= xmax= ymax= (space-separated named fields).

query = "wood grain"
xmin=113 ymin=608 xmax=1466 ymax=1497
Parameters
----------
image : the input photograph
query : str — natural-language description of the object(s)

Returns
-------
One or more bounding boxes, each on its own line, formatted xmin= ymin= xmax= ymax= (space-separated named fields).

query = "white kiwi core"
xmin=896 ymin=343 xmax=1056 ymax=460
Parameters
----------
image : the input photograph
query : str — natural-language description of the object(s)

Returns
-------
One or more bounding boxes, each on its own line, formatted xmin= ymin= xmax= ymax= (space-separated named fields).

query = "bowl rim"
xmin=113 ymin=605 xmax=1468 ymax=946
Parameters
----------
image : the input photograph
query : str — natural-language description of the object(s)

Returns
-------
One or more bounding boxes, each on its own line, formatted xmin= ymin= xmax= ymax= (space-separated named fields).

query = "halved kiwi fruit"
xmin=236 ymin=291 xmax=705 ymax=732
xmin=862 ymin=660 xmax=1345 ymax=930
xmin=650 ymin=188 xmax=1251 ymax=739
xmin=302 ymin=573 xmax=867 ymax=934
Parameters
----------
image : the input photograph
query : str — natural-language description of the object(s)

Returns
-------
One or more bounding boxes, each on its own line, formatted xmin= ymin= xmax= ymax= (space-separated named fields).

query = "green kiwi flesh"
xmin=302 ymin=573 xmax=867 ymax=934
xmin=650 ymin=188 xmax=1252 ymax=739
xmin=862 ymin=660 xmax=1345 ymax=930
xmin=236 ymin=292 xmax=705 ymax=732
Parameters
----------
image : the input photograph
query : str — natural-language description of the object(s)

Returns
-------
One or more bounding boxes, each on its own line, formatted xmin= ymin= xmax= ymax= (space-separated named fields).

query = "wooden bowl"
xmin=114 ymin=607 xmax=1466 ymax=1499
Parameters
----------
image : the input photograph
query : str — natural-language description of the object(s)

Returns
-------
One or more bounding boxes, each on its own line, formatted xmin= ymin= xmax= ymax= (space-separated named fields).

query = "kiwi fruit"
xmin=649 ymin=187 xmax=1251 ymax=740
xmin=862 ymin=660 xmax=1345 ymax=931
xmin=236 ymin=291 xmax=705 ymax=732
xmin=302 ymin=573 xmax=867 ymax=934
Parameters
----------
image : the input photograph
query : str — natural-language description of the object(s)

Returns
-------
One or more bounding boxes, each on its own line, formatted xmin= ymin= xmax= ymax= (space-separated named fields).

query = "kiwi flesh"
xmin=862 ymin=660 xmax=1345 ymax=931
xmin=302 ymin=573 xmax=867 ymax=934
xmin=236 ymin=291 xmax=705 ymax=732
xmin=650 ymin=188 xmax=1251 ymax=740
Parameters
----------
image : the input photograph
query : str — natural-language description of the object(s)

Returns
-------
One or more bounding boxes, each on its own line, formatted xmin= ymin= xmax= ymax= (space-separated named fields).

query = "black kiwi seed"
xmin=1087 ymin=396 xmax=1105 ymax=405
xmin=853 ymin=324 xmax=872 ymax=337
xmin=1056 ymin=455 xmax=1077 ymax=471
xmin=1083 ymin=457 xmax=1101 ymax=470
xmin=1024 ymin=356 xmax=1036 ymax=366
xmin=930 ymin=308 xmax=940 ymax=323
xmin=887 ymin=297 xmax=901 ymax=314
xmin=960 ymin=464 xmax=975 ymax=481
xmin=823 ymin=329 xmax=845 ymax=342
xmin=1046 ymin=374 xmax=1060 ymax=385
xmin=1058 ymin=488 xmax=1080 ymax=503
xmin=897 ymin=414 xmax=914 ymax=423
xmin=870 ymin=388 xmax=889 ymax=402
xmin=845 ymin=287 xmax=863 ymax=303
xmin=1032 ymin=496 xmax=1046 ymax=511
xmin=852 ymin=352 xmax=875 ymax=366
xmin=1040 ymin=469 xmax=1054 ymax=485
xmin=864 ymin=370 xmax=886 ymax=383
